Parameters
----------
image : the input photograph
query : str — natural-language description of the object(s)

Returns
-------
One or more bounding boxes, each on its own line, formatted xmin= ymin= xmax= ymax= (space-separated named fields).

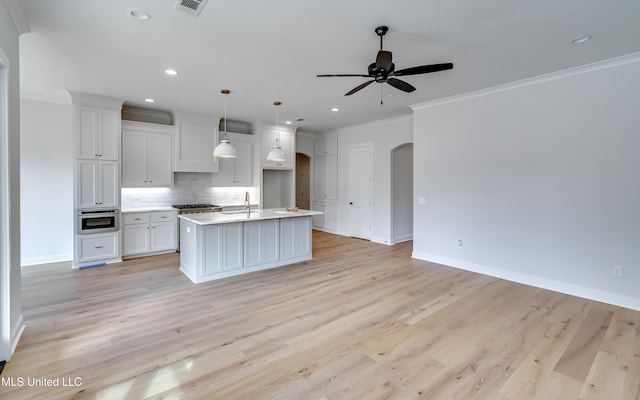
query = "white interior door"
xmin=348 ymin=144 xmax=372 ymax=239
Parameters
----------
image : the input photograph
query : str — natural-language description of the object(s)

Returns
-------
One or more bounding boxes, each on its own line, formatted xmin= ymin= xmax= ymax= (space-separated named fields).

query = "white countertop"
xmin=121 ymin=207 xmax=177 ymax=213
xmin=178 ymin=208 xmax=322 ymax=225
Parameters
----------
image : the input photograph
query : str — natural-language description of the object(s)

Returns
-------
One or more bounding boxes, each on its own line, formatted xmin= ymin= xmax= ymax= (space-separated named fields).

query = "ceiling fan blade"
xmin=345 ymin=80 xmax=374 ymax=96
xmin=375 ymin=50 xmax=393 ymax=71
xmin=394 ymin=63 xmax=453 ymax=76
xmin=317 ymin=74 xmax=371 ymax=77
xmin=387 ymin=78 xmax=416 ymax=93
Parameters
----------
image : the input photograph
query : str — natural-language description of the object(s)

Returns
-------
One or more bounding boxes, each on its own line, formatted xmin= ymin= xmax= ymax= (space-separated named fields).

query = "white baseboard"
xmin=9 ymin=314 xmax=25 ymax=361
xmin=21 ymin=253 xmax=72 ymax=267
xmin=412 ymin=251 xmax=640 ymax=311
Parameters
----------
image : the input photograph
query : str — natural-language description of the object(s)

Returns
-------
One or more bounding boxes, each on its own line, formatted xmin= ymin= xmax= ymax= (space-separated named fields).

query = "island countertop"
xmin=178 ymin=208 xmax=322 ymax=225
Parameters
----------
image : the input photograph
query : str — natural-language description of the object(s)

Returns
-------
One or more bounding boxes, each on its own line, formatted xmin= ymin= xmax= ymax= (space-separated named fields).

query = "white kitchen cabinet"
xmin=243 ymin=219 xmax=279 ymax=267
xmin=312 ymin=201 xmax=337 ymax=233
xmin=122 ymin=122 xmax=173 ymax=188
xmin=75 ymin=231 xmax=120 ymax=266
xmin=75 ymin=106 xmax=120 ymax=161
xmin=212 ymin=133 xmax=254 ymax=186
xmin=122 ymin=211 xmax=177 ymax=257
xmin=262 ymin=130 xmax=295 ymax=169
xmin=314 ymin=137 xmax=338 ymax=200
xmin=202 ymin=222 xmax=244 ymax=275
xmin=280 ymin=216 xmax=312 ymax=261
xmin=174 ymin=117 xmax=219 ymax=173
xmin=76 ymin=159 xmax=119 ymax=208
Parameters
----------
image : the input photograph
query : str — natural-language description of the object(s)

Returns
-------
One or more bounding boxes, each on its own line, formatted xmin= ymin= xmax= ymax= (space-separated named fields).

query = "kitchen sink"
xmin=222 ymin=210 xmax=259 ymax=215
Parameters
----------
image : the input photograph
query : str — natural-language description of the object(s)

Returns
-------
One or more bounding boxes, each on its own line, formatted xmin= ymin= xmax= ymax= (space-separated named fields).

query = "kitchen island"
xmin=178 ymin=208 xmax=322 ymax=283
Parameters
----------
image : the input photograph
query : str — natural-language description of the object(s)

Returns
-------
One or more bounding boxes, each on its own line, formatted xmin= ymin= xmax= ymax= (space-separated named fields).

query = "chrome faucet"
xmin=244 ymin=191 xmax=250 ymax=217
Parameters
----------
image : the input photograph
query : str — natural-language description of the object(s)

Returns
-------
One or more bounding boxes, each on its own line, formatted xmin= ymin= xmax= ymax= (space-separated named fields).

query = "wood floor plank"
xmin=1 ymin=231 xmax=639 ymax=400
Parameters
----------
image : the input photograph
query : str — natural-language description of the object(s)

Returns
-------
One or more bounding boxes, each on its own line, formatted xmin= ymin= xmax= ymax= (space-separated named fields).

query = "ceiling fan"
xmin=317 ymin=26 xmax=453 ymax=98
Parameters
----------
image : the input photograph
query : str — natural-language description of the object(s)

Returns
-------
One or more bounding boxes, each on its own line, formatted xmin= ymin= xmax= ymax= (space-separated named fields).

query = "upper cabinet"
xmin=211 ymin=132 xmax=256 ymax=187
xmin=314 ymin=136 xmax=338 ymax=200
xmin=261 ymin=128 xmax=296 ymax=169
xmin=76 ymin=107 xmax=120 ymax=160
xmin=174 ymin=112 xmax=219 ymax=173
xmin=122 ymin=121 xmax=173 ymax=188
xmin=69 ymin=91 xmax=123 ymax=161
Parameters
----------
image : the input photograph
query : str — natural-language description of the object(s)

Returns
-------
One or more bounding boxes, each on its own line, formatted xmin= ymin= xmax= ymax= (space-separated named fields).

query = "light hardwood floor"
xmin=2 ymin=231 xmax=639 ymax=399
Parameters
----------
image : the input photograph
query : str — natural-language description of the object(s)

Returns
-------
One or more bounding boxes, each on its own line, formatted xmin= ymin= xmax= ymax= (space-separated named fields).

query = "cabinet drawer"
xmin=78 ymin=233 xmax=119 ymax=261
xmin=124 ymin=213 xmax=150 ymax=224
xmin=151 ymin=211 xmax=177 ymax=223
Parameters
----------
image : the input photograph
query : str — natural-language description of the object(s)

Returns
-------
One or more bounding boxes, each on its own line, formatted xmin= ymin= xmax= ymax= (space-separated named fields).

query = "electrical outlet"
xmin=612 ymin=266 xmax=623 ymax=277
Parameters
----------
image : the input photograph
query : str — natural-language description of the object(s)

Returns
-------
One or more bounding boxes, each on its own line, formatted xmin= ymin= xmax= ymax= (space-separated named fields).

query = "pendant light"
xmin=266 ymin=101 xmax=287 ymax=162
xmin=213 ymin=89 xmax=238 ymax=158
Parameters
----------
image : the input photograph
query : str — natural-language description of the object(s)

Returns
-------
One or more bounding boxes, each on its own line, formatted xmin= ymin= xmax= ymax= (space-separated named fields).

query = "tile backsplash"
xmin=122 ymin=172 xmax=260 ymax=209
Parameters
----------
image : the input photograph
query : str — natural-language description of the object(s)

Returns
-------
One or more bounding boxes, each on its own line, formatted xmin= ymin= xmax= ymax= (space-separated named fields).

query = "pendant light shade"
xmin=213 ymin=89 xmax=238 ymax=159
xmin=213 ymin=138 xmax=238 ymax=158
xmin=266 ymin=101 xmax=287 ymax=162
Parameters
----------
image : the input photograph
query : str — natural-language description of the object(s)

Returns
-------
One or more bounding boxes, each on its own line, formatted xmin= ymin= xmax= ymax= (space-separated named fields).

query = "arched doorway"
xmin=391 ymin=143 xmax=413 ymax=243
xmin=295 ymin=153 xmax=310 ymax=210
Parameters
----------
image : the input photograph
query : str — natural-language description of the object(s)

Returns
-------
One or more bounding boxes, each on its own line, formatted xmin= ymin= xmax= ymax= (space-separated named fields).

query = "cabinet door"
xmin=244 ymin=220 xmax=279 ymax=267
xmin=323 ymin=203 xmax=338 ymax=232
xmin=77 ymin=107 xmax=98 ymax=159
xmin=151 ymin=221 xmax=177 ymax=252
xmin=233 ymin=139 xmax=253 ymax=186
xmin=123 ymin=224 xmax=150 ymax=255
xmin=325 ymin=154 xmax=338 ymax=200
xmin=77 ymin=160 xmax=98 ymax=208
xmin=98 ymin=161 xmax=119 ymax=208
xmin=77 ymin=232 xmax=119 ymax=262
xmin=147 ymin=133 xmax=173 ymax=187
xmin=122 ymin=131 xmax=148 ymax=187
xmin=311 ymin=201 xmax=324 ymax=228
xmin=98 ymin=109 xmax=120 ymax=160
xmin=280 ymin=216 xmax=312 ymax=260
xmin=314 ymin=155 xmax=327 ymax=199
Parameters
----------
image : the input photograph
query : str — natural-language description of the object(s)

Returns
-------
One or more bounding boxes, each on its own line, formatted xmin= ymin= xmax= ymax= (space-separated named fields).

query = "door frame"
xmin=0 ymin=47 xmax=11 ymax=361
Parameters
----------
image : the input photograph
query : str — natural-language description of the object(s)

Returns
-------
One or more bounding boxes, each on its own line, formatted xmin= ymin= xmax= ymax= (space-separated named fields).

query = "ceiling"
xmin=17 ymin=0 xmax=640 ymax=133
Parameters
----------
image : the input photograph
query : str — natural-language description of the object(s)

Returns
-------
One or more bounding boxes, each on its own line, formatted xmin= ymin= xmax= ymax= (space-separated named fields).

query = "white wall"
xmin=0 ymin=0 xmax=25 ymax=361
xmin=412 ymin=54 xmax=640 ymax=310
xmin=20 ymin=99 xmax=73 ymax=265
xmin=327 ymin=115 xmax=412 ymax=244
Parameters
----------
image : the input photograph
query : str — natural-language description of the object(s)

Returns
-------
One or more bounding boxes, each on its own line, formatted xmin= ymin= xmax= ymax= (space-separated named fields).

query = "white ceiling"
xmin=17 ymin=0 xmax=640 ymax=133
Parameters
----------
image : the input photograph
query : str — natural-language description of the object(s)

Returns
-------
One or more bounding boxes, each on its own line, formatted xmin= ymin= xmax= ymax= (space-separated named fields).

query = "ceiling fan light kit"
xmin=213 ymin=89 xmax=238 ymax=159
xmin=317 ymin=25 xmax=453 ymax=100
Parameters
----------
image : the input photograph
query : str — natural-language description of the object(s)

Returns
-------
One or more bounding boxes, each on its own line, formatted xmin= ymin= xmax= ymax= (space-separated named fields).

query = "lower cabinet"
xmin=75 ymin=232 xmax=120 ymax=267
xmin=122 ymin=210 xmax=177 ymax=257
xmin=312 ymin=201 xmax=337 ymax=232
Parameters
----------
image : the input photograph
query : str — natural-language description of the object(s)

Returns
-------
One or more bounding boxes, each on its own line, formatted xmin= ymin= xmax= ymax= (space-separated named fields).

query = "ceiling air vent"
xmin=174 ymin=0 xmax=209 ymax=17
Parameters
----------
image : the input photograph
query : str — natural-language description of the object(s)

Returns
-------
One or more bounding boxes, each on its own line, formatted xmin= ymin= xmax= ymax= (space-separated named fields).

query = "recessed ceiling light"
xmin=164 ymin=69 xmax=178 ymax=76
xmin=285 ymin=121 xmax=292 ymax=125
xmin=331 ymin=107 xmax=339 ymax=112
xmin=144 ymin=98 xmax=155 ymax=103
xmin=570 ymin=35 xmax=591 ymax=45
xmin=128 ymin=9 xmax=151 ymax=21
